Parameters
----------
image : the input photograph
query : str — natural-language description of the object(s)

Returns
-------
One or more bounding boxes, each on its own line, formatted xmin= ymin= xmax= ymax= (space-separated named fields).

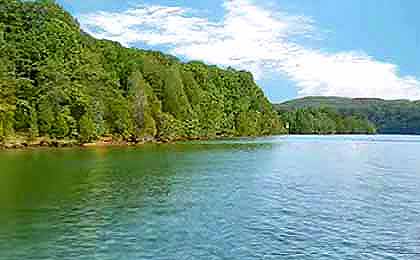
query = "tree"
xmin=79 ymin=113 xmax=96 ymax=143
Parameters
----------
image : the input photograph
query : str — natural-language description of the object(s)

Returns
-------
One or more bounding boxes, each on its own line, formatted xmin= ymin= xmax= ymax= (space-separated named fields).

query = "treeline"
xmin=276 ymin=96 xmax=420 ymax=134
xmin=0 ymin=0 xmax=284 ymax=144
xmin=279 ymin=107 xmax=377 ymax=135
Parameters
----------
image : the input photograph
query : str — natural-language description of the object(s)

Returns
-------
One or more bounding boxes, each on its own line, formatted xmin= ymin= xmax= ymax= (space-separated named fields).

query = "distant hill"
xmin=275 ymin=96 xmax=420 ymax=134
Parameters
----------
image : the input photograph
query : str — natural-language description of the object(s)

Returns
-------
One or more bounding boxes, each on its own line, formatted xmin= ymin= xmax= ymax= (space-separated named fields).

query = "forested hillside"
xmin=279 ymin=107 xmax=376 ymax=135
xmin=0 ymin=0 xmax=284 ymax=145
xmin=276 ymin=96 xmax=420 ymax=134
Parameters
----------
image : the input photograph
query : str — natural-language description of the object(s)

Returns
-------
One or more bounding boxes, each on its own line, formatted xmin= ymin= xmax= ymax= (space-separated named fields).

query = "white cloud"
xmin=79 ymin=0 xmax=420 ymax=100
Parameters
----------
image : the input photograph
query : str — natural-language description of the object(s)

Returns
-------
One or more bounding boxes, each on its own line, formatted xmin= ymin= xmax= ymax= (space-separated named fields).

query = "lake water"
xmin=0 ymin=135 xmax=420 ymax=260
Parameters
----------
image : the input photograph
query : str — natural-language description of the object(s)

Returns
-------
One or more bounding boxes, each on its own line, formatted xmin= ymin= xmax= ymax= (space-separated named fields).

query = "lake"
xmin=0 ymin=135 xmax=419 ymax=260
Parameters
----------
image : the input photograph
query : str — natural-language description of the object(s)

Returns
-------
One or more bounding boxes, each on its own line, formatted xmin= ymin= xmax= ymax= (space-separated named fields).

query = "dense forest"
xmin=0 ymin=0 xmax=285 ymax=146
xmin=278 ymin=107 xmax=376 ymax=135
xmin=276 ymin=96 xmax=420 ymax=134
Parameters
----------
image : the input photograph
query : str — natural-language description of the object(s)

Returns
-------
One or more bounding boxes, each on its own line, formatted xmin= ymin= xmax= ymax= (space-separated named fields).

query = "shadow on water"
xmin=0 ymin=141 xmax=281 ymax=259
xmin=0 ymin=146 xmax=182 ymax=258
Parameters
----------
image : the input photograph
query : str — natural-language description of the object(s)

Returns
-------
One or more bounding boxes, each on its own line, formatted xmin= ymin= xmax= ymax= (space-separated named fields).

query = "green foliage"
xmin=0 ymin=0 xmax=284 ymax=143
xmin=14 ymin=100 xmax=38 ymax=137
xmin=279 ymin=107 xmax=377 ymax=135
xmin=156 ymin=113 xmax=185 ymax=142
xmin=161 ymin=67 xmax=193 ymax=121
xmin=276 ymin=97 xmax=420 ymax=134
xmin=52 ymin=107 xmax=74 ymax=138
xmin=0 ymin=109 xmax=14 ymax=141
xmin=78 ymin=113 xmax=96 ymax=143
xmin=0 ymin=57 xmax=17 ymax=141
xmin=127 ymin=71 xmax=158 ymax=138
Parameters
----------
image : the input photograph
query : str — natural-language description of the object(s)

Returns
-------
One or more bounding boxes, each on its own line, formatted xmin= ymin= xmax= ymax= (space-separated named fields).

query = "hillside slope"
xmin=276 ymin=96 xmax=420 ymax=134
xmin=0 ymin=0 xmax=284 ymax=144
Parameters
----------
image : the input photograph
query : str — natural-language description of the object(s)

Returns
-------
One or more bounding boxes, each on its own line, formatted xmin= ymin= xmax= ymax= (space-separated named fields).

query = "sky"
xmin=57 ymin=0 xmax=420 ymax=102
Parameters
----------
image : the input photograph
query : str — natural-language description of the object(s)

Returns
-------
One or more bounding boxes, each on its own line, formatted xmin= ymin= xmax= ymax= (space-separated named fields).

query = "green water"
xmin=1 ymin=136 xmax=420 ymax=259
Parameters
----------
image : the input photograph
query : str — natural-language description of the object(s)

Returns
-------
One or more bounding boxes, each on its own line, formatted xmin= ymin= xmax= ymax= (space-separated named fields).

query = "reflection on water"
xmin=0 ymin=136 xmax=420 ymax=260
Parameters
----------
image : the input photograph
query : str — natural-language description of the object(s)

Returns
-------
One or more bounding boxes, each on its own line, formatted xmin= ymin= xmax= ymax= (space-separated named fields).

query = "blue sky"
xmin=58 ymin=0 xmax=420 ymax=102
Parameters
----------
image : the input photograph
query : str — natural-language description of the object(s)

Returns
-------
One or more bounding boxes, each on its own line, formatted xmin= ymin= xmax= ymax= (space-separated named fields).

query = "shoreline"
xmin=0 ymin=135 xmax=255 ymax=150
xmin=1 ymin=133 xmax=418 ymax=150
xmin=0 ymin=137 xmax=157 ymax=150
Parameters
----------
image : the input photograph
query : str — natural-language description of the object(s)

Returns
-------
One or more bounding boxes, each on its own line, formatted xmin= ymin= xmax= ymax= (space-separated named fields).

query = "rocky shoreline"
xmin=0 ymin=134 xmax=267 ymax=150
xmin=0 ymin=136 xmax=160 ymax=150
xmin=0 ymin=135 xmax=229 ymax=150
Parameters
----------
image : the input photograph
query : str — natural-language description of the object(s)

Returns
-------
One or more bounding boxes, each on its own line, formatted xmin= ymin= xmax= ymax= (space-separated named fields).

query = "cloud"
xmin=79 ymin=0 xmax=420 ymax=100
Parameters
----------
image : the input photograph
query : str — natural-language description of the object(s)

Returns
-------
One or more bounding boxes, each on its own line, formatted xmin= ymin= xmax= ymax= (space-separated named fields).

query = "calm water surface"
xmin=0 ymin=135 xmax=420 ymax=260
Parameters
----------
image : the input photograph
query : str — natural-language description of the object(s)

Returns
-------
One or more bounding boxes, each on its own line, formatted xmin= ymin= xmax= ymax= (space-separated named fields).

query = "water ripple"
xmin=1 ymin=136 xmax=420 ymax=259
